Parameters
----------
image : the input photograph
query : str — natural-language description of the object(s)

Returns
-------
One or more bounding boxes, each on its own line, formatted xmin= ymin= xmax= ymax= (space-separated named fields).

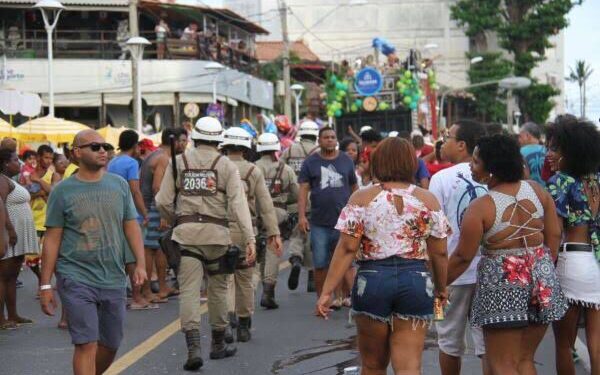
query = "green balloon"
xmin=330 ymin=75 xmax=338 ymax=85
xmin=334 ymin=109 xmax=342 ymax=117
xmin=339 ymin=91 xmax=347 ymax=97
xmin=351 ymin=104 xmax=358 ymax=112
xmin=403 ymin=88 xmax=411 ymax=96
xmin=404 ymin=70 xmax=412 ymax=79
xmin=403 ymin=96 xmax=412 ymax=105
xmin=354 ymin=99 xmax=363 ymax=107
xmin=409 ymin=102 xmax=417 ymax=110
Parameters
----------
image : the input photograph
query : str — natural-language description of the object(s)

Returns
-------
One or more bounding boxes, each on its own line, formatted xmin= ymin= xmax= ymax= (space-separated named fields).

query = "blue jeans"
xmin=352 ymin=257 xmax=434 ymax=323
xmin=309 ymin=224 xmax=340 ymax=269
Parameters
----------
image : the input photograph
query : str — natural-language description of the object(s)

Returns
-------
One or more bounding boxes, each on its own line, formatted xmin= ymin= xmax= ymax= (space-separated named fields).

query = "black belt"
xmin=176 ymin=214 xmax=229 ymax=227
xmin=561 ymin=243 xmax=593 ymax=252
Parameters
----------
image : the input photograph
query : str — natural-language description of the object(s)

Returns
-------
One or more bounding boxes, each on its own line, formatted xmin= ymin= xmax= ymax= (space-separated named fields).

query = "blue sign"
xmin=354 ymin=67 xmax=384 ymax=96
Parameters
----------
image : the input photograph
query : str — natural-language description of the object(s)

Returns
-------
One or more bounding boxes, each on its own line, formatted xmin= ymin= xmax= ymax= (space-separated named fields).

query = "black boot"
xmin=183 ymin=329 xmax=203 ymax=371
xmin=287 ymin=256 xmax=302 ymax=290
xmin=224 ymin=312 xmax=236 ymax=343
xmin=210 ymin=329 xmax=237 ymax=359
xmin=307 ymin=270 xmax=316 ymax=293
xmin=237 ymin=316 xmax=252 ymax=342
xmin=260 ymin=282 xmax=279 ymax=309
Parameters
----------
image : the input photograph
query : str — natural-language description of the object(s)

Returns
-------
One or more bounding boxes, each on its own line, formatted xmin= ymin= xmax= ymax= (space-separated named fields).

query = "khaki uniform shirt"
xmin=281 ymin=139 xmax=317 ymax=213
xmin=280 ymin=139 xmax=319 ymax=176
xmin=155 ymin=144 xmax=255 ymax=246
xmin=255 ymin=155 xmax=299 ymax=208
xmin=229 ymin=157 xmax=280 ymax=237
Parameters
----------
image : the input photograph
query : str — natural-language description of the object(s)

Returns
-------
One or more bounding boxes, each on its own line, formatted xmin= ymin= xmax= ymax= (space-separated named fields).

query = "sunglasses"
xmin=76 ymin=142 xmax=113 ymax=152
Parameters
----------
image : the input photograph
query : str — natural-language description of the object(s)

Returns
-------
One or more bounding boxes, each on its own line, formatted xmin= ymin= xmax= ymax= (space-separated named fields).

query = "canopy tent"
xmin=15 ymin=116 xmax=90 ymax=144
xmin=0 ymin=118 xmax=16 ymax=138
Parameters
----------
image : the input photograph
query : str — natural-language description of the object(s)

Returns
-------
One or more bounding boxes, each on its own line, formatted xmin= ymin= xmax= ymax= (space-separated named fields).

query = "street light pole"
xmin=205 ymin=62 xmax=225 ymax=104
xmin=291 ymin=83 xmax=304 ymax=125
xmin=34 ymin=0 xmax=63 ymax=118
xmin=126 ymin=37 xmax=150 ymax=134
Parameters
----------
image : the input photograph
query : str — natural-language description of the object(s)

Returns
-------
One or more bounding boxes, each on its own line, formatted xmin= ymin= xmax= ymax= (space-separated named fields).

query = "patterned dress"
xmin=2 ymin=179 xmax=39 ymax=260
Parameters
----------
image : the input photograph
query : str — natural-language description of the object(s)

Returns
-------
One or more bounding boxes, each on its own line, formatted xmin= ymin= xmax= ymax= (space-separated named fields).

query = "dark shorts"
xmin=56 ymin=274 xmax=127 ymax=350
xmin=351 ymin=257 xmax=434 ymax=324
xmin=144 ymin=204 xmax=162 ymax=250
xmin=309 ymin=224 xmax=340 ymax=269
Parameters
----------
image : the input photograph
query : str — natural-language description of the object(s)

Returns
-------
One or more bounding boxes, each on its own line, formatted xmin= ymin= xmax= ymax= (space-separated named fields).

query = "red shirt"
xmin=426 ymin=161 xmax=453 ymax=176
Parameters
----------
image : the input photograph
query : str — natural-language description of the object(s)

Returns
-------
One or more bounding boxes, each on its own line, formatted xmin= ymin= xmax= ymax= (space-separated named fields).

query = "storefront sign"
xmin=354 ymin=67 xmax=383 ymax=96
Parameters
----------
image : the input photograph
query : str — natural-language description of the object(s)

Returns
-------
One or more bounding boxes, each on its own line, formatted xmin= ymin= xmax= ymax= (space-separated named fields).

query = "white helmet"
xmin=388 ymin=131 xmax=399 ymax=138
xmin=256 ymin=133 xmax=280 ymax=153
xmin=298 ymin=120 xmax=319 ymax=137
xmin=221 ymin=127 xmax=253 ymax=149
xmin=360 ymin=125 xmax=373 ymax=135
xmin=192 ymin=116 xmax=224 ymax=142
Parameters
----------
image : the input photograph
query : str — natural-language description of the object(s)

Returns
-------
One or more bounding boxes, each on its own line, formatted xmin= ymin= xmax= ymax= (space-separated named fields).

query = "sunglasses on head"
xmin=76 ymin=142 xmax=113 ymax=152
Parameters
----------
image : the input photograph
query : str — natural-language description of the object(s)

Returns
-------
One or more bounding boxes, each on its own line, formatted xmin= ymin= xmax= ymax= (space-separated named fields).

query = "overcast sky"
xmin=564 ymin=0 xmax=599 ymax=123
xmin=206 ymin=0 xmax=597 ymax=123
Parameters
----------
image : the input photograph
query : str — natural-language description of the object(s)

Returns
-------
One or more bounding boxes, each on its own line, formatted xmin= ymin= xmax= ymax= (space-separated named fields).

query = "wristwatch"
xmin=39 ymin=284 xmax=53 ymax=291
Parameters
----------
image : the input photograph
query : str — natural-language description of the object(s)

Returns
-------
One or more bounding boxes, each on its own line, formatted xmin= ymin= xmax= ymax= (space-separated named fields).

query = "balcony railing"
xmin=0 ymin=29 xmax=258 ymax=74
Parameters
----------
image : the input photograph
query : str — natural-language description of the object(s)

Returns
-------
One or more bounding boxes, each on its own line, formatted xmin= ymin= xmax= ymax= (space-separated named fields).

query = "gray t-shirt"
xmin=45 ymin=173 xmax=138 ymax=289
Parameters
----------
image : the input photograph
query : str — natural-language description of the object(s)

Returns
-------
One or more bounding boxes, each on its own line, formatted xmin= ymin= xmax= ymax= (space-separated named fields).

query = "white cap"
xmin=298 ymin=120 xmax=319 ymax=137
xmin=221 ymin=127 xmax=253 ymax=149
xmin=388 ymin=131 xmax=399 ymax=138
xmin=256 ymin=133 xmax=280 ymax=153
xmin=359 ymin=125 xmax=373 ymax=134
xmin=411 ymin=129 xmax=423 ymax=138
xmin=192 ymin=116 xmax=224 ymax=142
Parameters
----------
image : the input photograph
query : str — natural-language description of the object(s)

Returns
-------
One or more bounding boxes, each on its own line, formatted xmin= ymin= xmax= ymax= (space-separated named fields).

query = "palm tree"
xmin=566 ymin=60 xmax=593 ymax=118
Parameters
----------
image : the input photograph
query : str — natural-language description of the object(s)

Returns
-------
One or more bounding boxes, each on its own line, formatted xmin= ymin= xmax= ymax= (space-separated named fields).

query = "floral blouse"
xmin=547 ymin=172 xmax=600 ymax=262
xmin=335 ymin=185 xmax=451 ymax=261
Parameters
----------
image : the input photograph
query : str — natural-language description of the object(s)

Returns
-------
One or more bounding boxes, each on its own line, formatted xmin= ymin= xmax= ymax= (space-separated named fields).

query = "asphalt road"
xmin=0 ymin=254 xmax=591 ymax=375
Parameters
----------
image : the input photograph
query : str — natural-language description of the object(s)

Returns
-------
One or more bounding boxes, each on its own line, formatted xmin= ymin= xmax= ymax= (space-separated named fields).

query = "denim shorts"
xmin=56 ymin=274 xmax=127 ymax=350
xmin=309 ymin=224 xmax=340 ymax=269
xmin=351 ymin=257 xmax=434 ymax=324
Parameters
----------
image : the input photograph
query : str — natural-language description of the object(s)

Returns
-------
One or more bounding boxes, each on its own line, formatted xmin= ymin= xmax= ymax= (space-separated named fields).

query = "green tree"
xmin=451 ymin=0 xmax=581 ymax=124
xmin=467 ymin=52 xmax=512 ymax=122
xmin=566 ymin=60 xmax=594 ymax=118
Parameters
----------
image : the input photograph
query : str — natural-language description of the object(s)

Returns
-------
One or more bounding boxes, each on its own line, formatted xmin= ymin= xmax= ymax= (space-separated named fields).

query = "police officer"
xmin=220 ymin=127 xmax=282 ymax=342
xmin=156 ymin=117 xmax=255 ymax=370
xmin=280 ymin=120 xmax=319 ymax=291
xmin=255 ymin=133 xmax=299 ymax=308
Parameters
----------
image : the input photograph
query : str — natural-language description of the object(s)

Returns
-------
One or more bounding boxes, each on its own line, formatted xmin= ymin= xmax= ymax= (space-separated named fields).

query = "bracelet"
xmin=39 ymin=284 xmax=53 ymax=291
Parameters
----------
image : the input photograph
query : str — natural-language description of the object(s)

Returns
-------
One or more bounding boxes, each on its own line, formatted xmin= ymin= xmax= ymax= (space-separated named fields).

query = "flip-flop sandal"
xmin=150 ymin=297 xmax=169 ymax=304
xmin=13 ymin=318 xmax=34 ymax=326
xmin=0 ymin=321 xmax=18 ymax=330
xmin=128 ymin=302 xmax=159 ymax=310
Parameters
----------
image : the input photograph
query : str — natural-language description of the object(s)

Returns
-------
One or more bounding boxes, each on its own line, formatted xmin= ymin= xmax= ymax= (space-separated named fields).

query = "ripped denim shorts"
xmin=351 ymin=257 xmax=434 ymax=325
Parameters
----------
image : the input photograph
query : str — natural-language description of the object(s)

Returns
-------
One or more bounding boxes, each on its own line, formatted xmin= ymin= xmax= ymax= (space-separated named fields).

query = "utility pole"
xmin=279 ymin=0 xmax=292 ymax=120
xmin=128 ymin=0 xmax=140 ymax=130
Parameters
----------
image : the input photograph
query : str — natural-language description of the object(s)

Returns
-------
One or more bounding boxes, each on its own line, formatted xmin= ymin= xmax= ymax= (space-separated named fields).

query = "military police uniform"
xmin=280 ymin=121 xmax=319 ymax=290
xmin=221 ymin=127 xmax=280 ymax=342
xmin=155 ymin=117 xmax=255 ymax=370
xmin=255 ymin=132 xmax=299 ymax=307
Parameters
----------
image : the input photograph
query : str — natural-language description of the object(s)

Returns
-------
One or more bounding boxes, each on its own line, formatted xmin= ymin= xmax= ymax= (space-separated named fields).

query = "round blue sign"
xmin=354 ymin=67 xmax=384 ymax=96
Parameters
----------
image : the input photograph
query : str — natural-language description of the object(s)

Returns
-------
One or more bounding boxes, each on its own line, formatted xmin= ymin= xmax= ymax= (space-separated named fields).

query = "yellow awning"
xmin=0 ymin=118 xmax=16 ymax=138
xmin=15 ymin=116 xmax=90 ymax=144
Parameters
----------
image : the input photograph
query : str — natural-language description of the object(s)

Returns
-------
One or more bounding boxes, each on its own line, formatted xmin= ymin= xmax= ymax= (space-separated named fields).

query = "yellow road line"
xmin=105 ymin=261 xmax=291 ymax=374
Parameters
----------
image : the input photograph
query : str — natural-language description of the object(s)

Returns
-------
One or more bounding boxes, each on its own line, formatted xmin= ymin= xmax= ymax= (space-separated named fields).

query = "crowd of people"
xmin=0 ymin=113 xmax=598 ymax=375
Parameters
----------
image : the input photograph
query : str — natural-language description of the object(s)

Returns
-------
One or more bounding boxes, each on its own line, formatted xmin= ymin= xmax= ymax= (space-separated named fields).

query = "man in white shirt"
xmin=429 ymin=120 xmax=491 ymax=375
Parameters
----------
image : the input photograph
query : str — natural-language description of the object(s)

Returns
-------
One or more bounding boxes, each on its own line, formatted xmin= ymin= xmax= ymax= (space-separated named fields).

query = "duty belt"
xmin=176 ymin=213 xmax=229 ymax=227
